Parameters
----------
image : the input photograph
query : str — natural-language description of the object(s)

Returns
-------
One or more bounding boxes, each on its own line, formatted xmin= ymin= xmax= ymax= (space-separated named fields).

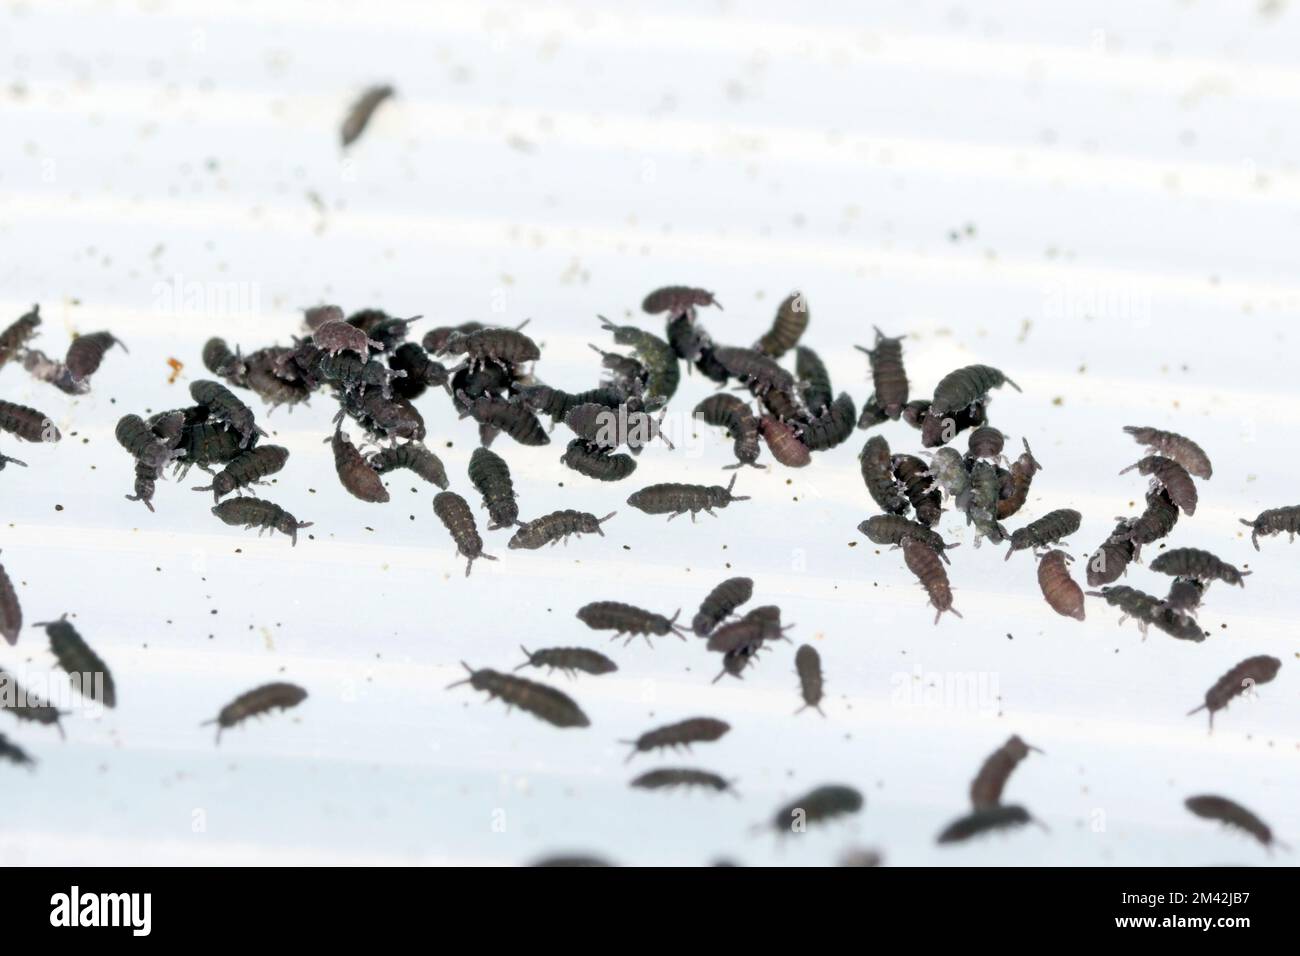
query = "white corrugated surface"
xmin=1 ymin=0 xmax=1297 ymax=866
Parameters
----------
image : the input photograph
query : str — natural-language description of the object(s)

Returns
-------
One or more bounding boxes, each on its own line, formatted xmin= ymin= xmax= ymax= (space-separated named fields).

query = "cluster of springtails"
xmin=1081 ymin=428 xmax=1219 ymax=641
xmin=440 ymin=288 xmax=1290 ymax=861
xmin=848 ymin=330 xmax=1278 ymax=657
xmin=149 ymin=289 xmax=866 ymax=567
xmin=4 ymin=278 xmax=1297 ymax=864
xmin=851 ymin=330 xmax=1077 ymax=623
xmin=193 ymin=303 xmax=764 ymax=569
xmin=113 ymin=378 xmax=310 ymax=543
xmin=448 ymin=576 xmax=828 ymax=813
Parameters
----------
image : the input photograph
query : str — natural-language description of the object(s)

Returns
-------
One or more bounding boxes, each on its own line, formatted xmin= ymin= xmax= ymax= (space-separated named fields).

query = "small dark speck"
xmin=622 ymin=544 xmax=630 ymax=550
xmin=54 ymin=504 xmax=64 ymax=511
xmin=1006 ymin=633 xmax=1013 ymax=640
xmin=210 ymin=609 xmax=217 ymax=615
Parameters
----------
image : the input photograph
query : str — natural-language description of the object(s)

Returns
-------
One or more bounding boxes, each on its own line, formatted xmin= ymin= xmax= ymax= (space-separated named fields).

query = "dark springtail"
xmin=203 ymin=682 xmax=308 ymax=743
xmin=368 ymin=441 xmax=449 ymax=489
xmin=622 ymin=717 xmax=729 ymax=762
xmin=0 ymin=399 xmax=60 ymax=443
xmin=1037 ymin=550 xmax=1085 ymax=621
xmin=468 ymin=447 xmax=521 ymax=529
xmin=854 ymin=327 xmax=909 ymax=419
xmin=192 ymin=445 xmax=289 ymax=502
xmin=211 ymin=497 xmax=312 ymax=546
xmin=448 ymin=663 xmax=589 ymax=729
xmin=1149 ymin=548 xmax=1249 ymax=587
xmin=858 ymin=515 xmax=957 ymax=563
xmin=515 ymin=646 xmax=618 ymax=677
xmin=1005 ymin=509 xmax=1082 ymax=560
xmin=902 ymin=537 xmax=961 ymax=623
xmin=575 ymin=601 xmax=686 ymax=645
xmin=0 ymin=732 xmax=35 ymax=769
xmin=1185 ymin=795 xmax=1288 ymax=851
xmin=190 ymin=379 xmax=263 ymax=447
xmin=630 ymin=768 xmax=737 ymax=795
xmin=0 ymin=668 xmax=65 ymax=738
xmin=432 ymin=491 xmax=496 ymax=576
xmin=65 ymin=330 xmax=126 ymax=381
xmin=692 ymin=576 xmax=754 ymax=637
xmin=625 ymin=475 xmax=749 ymax=522
xmin=0 ymin=304 xmax=41 ymax=370
xmin=794 ymin=644 xmax=825 ymax=716
xmin=641 ymin=285 xmax=720 ymax=316
xmin=1239 ymin=506 xmax=1300 ymax=551
xmin=969 ymin=735 xmax=1041 ymax=809
xmin=1187 ymin=656 xmax=1281 ymax=732
xmin=1123 ymin=426 xmax=1212 ymax=480
xmin=937 ymin=804 xmax=1041 ymax=844
xmin=931 ymin=364 xmax=1020 ymax=416
xmin=1120 ymin=455 xmax=1198 ymax=516
xmin=508 ymin=510 xmax=615 ymax=550
xmin=340 ymin=84 xmax=395 ymax=147
xmin=0 ymin=553 xmax=21 ymax=646
xmin=34 ymin=614 xmax=116 ymax=708
xmin=770 ymin=785 xmax=863 ymax=834
xmin=560 ymin=439 xmax=638 ymax=482
xmin=755 ymin=291 xmax=809 ymax=358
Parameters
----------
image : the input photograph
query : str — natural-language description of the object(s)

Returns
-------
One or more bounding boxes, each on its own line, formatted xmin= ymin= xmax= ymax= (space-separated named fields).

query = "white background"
xmin=1 ymin=0 xmax=1297 ymax=866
